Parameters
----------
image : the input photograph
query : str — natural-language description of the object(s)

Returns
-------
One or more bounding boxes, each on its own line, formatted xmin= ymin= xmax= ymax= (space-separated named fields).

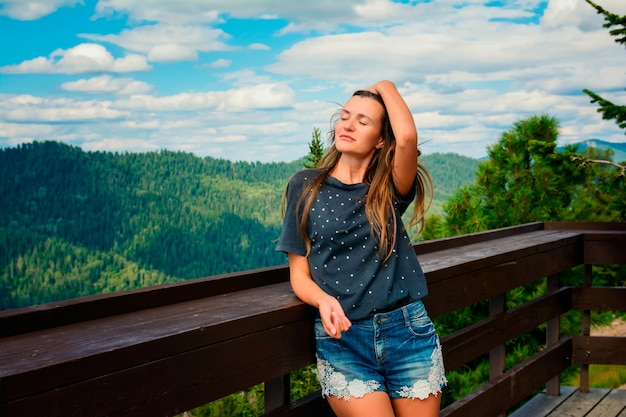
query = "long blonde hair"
xmin=290 ymin=90 xmax=433 ymax=262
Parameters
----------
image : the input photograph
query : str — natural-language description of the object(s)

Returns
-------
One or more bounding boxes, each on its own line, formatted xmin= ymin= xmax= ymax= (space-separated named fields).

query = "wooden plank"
xmin=550 ymin=388 xmax=610 ymax=417
xmin=2 ymin=321 xmax=316 ymax=417
xmin=421 ymin=231 xmax=582 ymax=283
xmin=544 ymin=222 xmax=626 ymax=231
xmin=586 ymin=389 xmax=626 ymax=417
xmin=572 ymin=336 xmax=626 ymax=365
xmin=571 ymin=287 xmax=626 ymax=311
xmin=413 ymin=222 xmax=545 ymax=255
xmin=0 ymin=264 xmax=290 ymax=337
xmin=585 ymin=237 xmax=626 ymax=264
xmin=508 ymin=386 xmax=577 ymax=417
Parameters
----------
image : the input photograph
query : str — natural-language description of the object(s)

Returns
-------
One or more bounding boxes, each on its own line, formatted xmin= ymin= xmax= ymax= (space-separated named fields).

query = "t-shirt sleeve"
xmin=275 ymin=172 xmax=308 ymax=256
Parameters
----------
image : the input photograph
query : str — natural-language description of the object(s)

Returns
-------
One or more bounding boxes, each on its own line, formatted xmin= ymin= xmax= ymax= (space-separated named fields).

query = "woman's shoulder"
xmin=288 ymin=168 xmax=326 ymax=186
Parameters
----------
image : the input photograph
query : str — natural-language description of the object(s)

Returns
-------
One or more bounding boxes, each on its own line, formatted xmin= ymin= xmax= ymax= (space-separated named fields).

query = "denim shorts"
xmin=314 ymin=299 xmax=447 ymax=400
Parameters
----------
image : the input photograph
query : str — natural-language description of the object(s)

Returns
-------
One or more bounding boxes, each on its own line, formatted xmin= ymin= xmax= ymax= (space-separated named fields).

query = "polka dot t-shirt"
xmin=276 ymin=169 xmax=428 ymax=321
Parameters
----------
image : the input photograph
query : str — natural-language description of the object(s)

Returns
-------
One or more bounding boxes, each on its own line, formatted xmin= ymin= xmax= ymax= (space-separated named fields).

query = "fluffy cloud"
xmin=0 ymin=43 xmax=151 ymax=74
xmin=80 ymin=23 xmax=231 ymax=63
xmin=61 ymin=75 xmax=153 ymax=95
xmin=0 ymin=0 xmax=81 ymax=20
xmin=114 ymin=83 xmax=295 ymax=112
xmin=1 ymin=94 xmax=127 ymax=122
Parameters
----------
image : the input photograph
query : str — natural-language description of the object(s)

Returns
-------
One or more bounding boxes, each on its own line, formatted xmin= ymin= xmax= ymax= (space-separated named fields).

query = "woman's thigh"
xmin=392 ymin=393 xmax=441 ymax=417
xmin=327 ymin=391 xmax=395 ymax=417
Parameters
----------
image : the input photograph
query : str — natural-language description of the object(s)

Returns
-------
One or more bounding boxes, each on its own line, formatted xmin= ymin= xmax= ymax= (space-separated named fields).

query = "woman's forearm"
xmin=372 ymin=80 xmax=419 ymax=194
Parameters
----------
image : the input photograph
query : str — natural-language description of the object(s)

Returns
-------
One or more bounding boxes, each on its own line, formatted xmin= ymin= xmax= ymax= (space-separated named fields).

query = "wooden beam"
xmin=572 ymin=336 xmax=626 ymax=365
xmin=571 ymin=287 xmax=626 ymax=311
xmin=0 ymin=265 xmax=291 ymax=337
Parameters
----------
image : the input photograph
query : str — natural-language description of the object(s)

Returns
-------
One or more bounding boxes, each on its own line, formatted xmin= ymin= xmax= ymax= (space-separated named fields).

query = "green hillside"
xmin=0 ymin=141 xmax=478 ymax=310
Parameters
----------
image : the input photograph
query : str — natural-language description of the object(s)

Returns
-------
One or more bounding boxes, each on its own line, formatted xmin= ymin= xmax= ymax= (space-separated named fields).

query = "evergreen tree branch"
xmin=585 ymin=0 xmax=626 ymax=46
xmin=583 ymin=1 xmax=626 ymax=134
xmin=583 ymin=89 xmax=626 ymax=131
xmin=571 ymin=155 xmax=626 ymax=177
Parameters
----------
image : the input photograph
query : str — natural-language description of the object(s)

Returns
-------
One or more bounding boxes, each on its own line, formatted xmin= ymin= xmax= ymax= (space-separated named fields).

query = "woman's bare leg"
xmin=327 ymin=392 xmax=396 ymax=417
xmin=391 ymin=393 xmax=442 ymax=417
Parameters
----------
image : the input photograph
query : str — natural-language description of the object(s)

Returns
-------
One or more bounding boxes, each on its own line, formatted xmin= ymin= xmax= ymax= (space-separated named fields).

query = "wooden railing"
xmin=1 ymin=222 xmax=625 ymax=417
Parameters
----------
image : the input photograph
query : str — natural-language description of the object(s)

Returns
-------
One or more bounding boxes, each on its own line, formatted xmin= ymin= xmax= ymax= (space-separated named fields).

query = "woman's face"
xmin=334 ymin=95 xmax=385 ymax=158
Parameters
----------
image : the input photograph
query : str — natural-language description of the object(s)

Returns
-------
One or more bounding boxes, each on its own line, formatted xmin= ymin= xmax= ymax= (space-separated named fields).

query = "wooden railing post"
xmin=489 ymin=292 xmax=506 ymax=417
xmin=265 ymin=375 xmax=291 ymax=412
xmin=579 ymin=264 xmax=593 ymax=393
xmin=545 ymin=273 xmax=561 ymax=396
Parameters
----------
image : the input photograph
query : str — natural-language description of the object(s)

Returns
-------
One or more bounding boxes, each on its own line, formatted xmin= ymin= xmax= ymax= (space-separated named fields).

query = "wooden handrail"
xmin=0 ymin=222 xmax=625 ymax=417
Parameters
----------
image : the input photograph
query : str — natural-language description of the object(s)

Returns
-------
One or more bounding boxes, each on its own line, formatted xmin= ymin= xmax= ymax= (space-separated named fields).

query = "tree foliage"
xmin=583 ymin=0 xmax=626 ymax=133
xmin=444 ymin=115 xmax=588 ymax=234
xmin=303 ymin=127 xmax=325 ymax=168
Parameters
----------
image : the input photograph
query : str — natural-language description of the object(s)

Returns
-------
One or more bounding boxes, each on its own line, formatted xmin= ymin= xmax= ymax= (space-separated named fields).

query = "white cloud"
xmin=93 ymin=0 xmax=222 ymax=24
xmin=0 ymin=121 xmax=59 ymax=144
xmin=206 ymin=58 xmax=231 ymax=69
xmin=1 ymin=94 xmax=127 ymax=122
xmin=542 ymin=0 xmax=626 ymax=31
xmin=80 ymin=23 xmax=231 ymax=63
xmin=221 ymin=69 xmax=275 ymax=87
xmin=0 ymin=0 xmax=81 ymax=20
xmin=114 ymin=83 xmax=294 ymax=112
xmin=0 ymin=43 xmax=151 ymax=74
xmin=61 ymin=75 xmax=153 ymax=95
xmin=148 ymin=43 xmax=198 ymax=62
xmin=249 ymin=43 xmax=270 ymax=51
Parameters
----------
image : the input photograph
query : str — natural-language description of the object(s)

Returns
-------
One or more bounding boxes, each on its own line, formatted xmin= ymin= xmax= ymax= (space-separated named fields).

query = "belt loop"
xmin=402 ymin=304 xmax=411 ymax=327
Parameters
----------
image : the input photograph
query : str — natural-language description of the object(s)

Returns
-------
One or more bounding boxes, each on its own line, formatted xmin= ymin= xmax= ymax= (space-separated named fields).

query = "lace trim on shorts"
xmin=396 ymin=337 xmax=447 ymax=399
xmin=316 ymin=357 xmax=381 ymax=400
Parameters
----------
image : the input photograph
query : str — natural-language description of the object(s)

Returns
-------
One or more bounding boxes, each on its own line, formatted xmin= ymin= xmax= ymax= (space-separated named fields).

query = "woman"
xmin=277 ymin=80 xmax=446 ymax=417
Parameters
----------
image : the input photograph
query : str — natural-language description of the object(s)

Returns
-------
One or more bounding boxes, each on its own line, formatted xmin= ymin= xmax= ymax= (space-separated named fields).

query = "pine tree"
xmin=444 ymin=115 xmax=587 ymax=234
xmin=303 ymin=127 xmax=324 ymax=168
xmin=583 ymin=0 xmax=626 ymax=132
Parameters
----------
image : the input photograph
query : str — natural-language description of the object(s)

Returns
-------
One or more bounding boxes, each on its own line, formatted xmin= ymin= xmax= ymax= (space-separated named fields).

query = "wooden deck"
xmin=511 ymin=387 xmax=626 ymax=417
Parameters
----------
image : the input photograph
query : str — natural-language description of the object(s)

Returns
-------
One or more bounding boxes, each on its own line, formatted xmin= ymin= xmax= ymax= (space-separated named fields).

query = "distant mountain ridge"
xmin=560 ymin=139 xmax=626 ymax=163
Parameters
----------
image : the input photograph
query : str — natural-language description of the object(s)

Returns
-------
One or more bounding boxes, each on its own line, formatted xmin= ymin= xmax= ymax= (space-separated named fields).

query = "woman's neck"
xmin=329 ymin=156 xmax=371 ymax=184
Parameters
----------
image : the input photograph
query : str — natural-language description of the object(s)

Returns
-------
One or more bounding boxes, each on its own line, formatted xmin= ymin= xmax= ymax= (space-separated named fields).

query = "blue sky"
xmin=0 ymin=0 xmax=625 ymax=162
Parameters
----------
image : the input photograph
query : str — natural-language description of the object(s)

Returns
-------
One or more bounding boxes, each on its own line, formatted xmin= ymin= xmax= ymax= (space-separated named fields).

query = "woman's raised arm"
xmin=370 ymin=80 xmax=418 ymax=196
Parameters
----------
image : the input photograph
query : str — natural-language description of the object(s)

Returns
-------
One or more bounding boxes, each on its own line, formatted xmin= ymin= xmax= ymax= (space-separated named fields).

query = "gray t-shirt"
xmin=276 ymin=169 xmax=428 ymax=321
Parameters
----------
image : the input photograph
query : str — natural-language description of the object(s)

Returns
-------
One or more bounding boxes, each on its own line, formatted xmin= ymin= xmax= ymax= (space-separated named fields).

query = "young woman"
xmin=277 ymin=80 xmax=446 ymax=417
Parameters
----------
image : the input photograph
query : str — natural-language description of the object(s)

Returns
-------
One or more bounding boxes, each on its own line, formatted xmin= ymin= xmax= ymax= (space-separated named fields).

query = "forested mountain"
xmin=0 ymin=141 xmax=478 ymax=310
